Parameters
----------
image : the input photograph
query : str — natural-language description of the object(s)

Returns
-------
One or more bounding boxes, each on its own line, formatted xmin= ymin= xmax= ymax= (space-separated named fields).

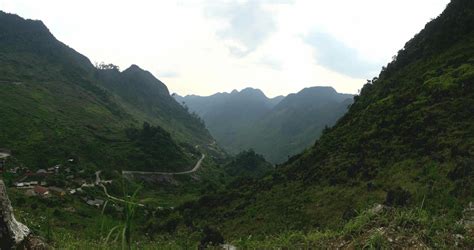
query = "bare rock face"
xmin=0 ymin=180 xmax=46 ymax=249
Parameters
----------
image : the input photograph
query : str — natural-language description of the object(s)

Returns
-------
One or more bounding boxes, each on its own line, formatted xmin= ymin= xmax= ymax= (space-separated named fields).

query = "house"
xmin=0 ymin=149 xmax=10 ymax=169
xmin=36 ymin=169 xmax=48 ymax=175
xmin=14 ymin=182 xmax=25 ymax=188
xmin=34 ymin=186 xmax=49 ymax=197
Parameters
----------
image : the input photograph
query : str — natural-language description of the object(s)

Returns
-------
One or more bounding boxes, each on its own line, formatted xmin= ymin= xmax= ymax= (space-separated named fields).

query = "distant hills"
xmin=175 ymin=87 xmax=353 ymax=163
xmin=0 ymin=11 xmax=216 ymax=171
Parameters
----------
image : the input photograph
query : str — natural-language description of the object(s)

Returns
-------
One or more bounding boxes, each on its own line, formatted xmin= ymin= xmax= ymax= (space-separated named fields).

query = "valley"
xmin=175 ymin=87 xmax=353 ymax=163
xmin=0 ymin=0 xmax=473 ymax=248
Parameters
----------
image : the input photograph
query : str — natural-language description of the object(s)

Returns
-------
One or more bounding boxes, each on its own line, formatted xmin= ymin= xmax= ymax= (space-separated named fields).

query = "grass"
xmin=224 ymin=206 xmax=473 ymax=249
xmin=363 ymin=231 xmax=389 ymax=249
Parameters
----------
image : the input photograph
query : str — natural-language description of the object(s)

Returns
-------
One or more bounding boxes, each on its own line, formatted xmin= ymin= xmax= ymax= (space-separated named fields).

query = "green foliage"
xmin=0 ymin=10 xmax=219 ymax=173
xmin=178 ymin=87 xmax=353 ymax=163
xmin=222 ymin=207 xmax=472 ymax=248
xmin=170 ymin=0 xmax=474 ymax=241
xmin=123 ymin=122 xmax=193 ymax=171
xmin=96 ymin=64 xmax=213 ymax=146
xmin=223 ymin=149 xmax=273 ymax=178
xmin=393 ymin=208 xmax=430 ymax=230
xmin=363 ymin=231 xmax=388 ymax=250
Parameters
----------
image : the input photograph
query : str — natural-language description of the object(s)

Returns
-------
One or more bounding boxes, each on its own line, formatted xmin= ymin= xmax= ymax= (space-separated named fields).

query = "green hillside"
xmin=96 ymin=64 xmax=213 ymax=146
xmin=223 ymin=149 xmax=273 ymax=179
xmin=175 ymin=0 xmax=474 ymax=244
xmin=0 ymin=11 xmax=213 ymax=171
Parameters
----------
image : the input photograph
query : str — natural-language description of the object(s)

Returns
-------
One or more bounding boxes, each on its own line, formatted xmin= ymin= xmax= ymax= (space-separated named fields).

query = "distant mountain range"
xmin=175 ymin=86 xmax=353 ymax=163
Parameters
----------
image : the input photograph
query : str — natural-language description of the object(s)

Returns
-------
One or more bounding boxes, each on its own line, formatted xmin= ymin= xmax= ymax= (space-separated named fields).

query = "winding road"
xmin=95 ymin=170 xmax=145 ymax=207
xmin=97 ymin=154 xmax=205 ymax=206
xmin=121 ymin=154 xmax=205 ymax=176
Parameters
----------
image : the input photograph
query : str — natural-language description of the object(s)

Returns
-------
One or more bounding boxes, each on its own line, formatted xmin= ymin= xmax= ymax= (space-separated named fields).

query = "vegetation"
xmin=165 ymin=0 xmax=474 ymax=244
xmin=124 ymin=122 xmax=193 ymax=171
xmin=1 ymin=0 xmax=474 ymax=248
xmin=96 ymin=64 xmax=213 ymax=146
xmin=176 ymin=86 xmax=353 ymax=163
xmin=223 ymin=149 xmax=273 ymax=178
xmin=225 ymin=206 xmax=473 ymax=248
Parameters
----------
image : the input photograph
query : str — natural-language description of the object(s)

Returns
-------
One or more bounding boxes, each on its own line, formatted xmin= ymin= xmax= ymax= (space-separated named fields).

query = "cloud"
xmin=259 ymin=56 xmax=282 ymax=71
xmin=205 ymin=1 xmax=283 ymax=57
xmin=159 ymin=71 xmax=179 ymax=78
xmin=303 ymin=32 xmax=380 ymax=78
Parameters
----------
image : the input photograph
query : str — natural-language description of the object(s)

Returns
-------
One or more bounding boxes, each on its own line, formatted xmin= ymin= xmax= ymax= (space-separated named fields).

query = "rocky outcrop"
xmin=461 ymin=202 xmax=474 ymax=229
xmin=0 ymin=180 xmax=46 ymax=249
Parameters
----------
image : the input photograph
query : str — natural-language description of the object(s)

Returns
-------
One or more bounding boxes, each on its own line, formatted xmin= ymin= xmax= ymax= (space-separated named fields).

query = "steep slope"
xmin=96 ymin=65 xmax=213 ymax=145
xmin=177 ymin=87 xmax=352 ymax=163
xmin=238 ymin=87 xmax=353 ymax=163
xmin=179 ymin=0 xmax=474 ymax=240
xmin=0 ymin=11 xmax=209 ymax=171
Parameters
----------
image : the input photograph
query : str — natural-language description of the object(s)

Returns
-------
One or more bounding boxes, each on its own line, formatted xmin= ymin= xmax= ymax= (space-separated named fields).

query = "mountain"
xmin=96 ymin=64 xmax=213 ymax=145
xmin=0 ymin=11 xmax=214 ymax=171
xmin=175 ymin=87 xmax=277 ymax=152
xmin=176 ymin=0 xmax=474 ymax=242
xmin=238 ymin=87 xmax=353 ymax=163
xmin=176 ymin=87 xmax=353 ymax=163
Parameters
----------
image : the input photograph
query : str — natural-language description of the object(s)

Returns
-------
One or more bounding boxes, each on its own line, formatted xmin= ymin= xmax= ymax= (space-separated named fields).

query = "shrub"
xmin=384 ymin=187 xmax=411 ymax=207
xmin=199 ymin=226 xmax=224 ymax=248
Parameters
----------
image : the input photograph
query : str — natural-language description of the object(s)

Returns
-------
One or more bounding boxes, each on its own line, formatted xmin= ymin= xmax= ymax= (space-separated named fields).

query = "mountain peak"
xmin=239 ymin=87 xmax=268 ymax=98
xmin=0 ymin=11 xmax=51 ymax=35
xmin=124 ymin=64 xmax=144 ymax=72
xmin=299 ymin=86 xmax=337 ymax=95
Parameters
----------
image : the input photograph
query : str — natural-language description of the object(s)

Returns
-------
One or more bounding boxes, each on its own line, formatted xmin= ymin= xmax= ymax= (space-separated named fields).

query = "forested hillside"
xmin=0 ymin=11 xmax=214 ymax=171
xmin=176 ymin=0 xmax=474 ymax=245
xmin=96 ymin=64 xmax=212 ymax=145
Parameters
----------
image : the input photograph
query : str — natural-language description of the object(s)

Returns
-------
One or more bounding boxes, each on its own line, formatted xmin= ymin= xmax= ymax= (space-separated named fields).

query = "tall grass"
xmin=102 ymin=179 xmax=142 ymax=250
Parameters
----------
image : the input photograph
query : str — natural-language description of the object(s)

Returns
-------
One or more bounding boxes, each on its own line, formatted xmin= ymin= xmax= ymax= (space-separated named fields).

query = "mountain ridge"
xmin=0 ymin=11 xmax=217 ymax=171
xmin=175 ymin=86 xmax=353 ymax=162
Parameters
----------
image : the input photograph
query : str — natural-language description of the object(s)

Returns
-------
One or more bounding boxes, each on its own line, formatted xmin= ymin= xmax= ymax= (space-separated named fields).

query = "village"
xmin=0 ymin=148 xmax=114 ymax=208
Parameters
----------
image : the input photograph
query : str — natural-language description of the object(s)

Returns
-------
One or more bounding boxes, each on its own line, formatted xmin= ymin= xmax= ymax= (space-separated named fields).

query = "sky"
xmin=1 ymin=0 xmax=450 ymax=97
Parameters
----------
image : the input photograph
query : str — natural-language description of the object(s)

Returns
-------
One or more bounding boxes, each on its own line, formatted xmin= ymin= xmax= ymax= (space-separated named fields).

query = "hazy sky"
xmin=1 ymin=0 xmax=449 ymax=97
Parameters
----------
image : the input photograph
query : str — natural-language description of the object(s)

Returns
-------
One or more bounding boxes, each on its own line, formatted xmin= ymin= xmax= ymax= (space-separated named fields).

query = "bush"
xmin=199 ymin=226 xmax=224 ymax=248
xmin=384 ymin=187 xmax=411 ymax=207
